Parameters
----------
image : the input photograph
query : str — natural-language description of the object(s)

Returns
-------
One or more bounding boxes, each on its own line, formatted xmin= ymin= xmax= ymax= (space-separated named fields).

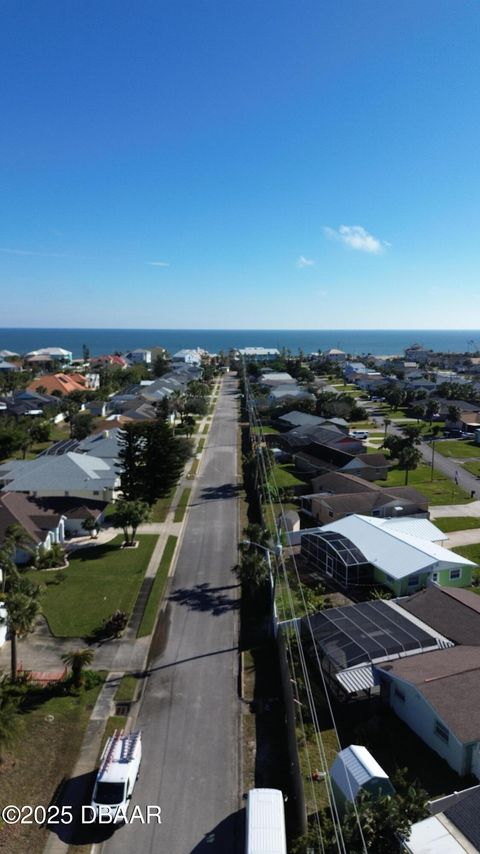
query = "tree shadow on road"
xmin=168 ymin=582 xmax=240 ymax=616
xmin=200 ymin=483 xmax=240 ymax=501
xmin=190 ymin=807 xmax=244 ymax=853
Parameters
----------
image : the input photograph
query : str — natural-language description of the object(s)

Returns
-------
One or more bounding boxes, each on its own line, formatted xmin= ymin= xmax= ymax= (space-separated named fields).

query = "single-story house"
xmin=0 ymin=453 xmax=120 ymax=503
xmin=378 ymin=646 xmax=480 ymax=778
xmin=268 ymin=386 xmax=315 ymax=404
xmin=283 ymin=424 xmax=365 ymax=455
xmin=0 ymin=492 xmax=106 ymax=560
xmin=301 ymin=484 xmax=429 ymax=525
xmin=340 ymin=452 xmax=390 ymax=481
xmin=300 ymin=597 xmax=455 ymax=699
xmin=300 ymin=514 xmax=476 ymax=594
xmin=310 ymin=472 xmax=385 ymax=495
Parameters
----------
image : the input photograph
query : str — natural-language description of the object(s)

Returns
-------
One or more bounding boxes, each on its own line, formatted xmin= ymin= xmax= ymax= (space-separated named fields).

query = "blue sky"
xmin=1 ymin=0 xmax=480 ymax=329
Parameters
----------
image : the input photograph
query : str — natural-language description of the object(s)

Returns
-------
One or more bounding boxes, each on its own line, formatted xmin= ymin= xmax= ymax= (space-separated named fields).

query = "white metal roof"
xmin=405 ymin=816 xmax=470 ymax=854
xmin=371 ymin=516 xmax=448 ymax=543
xmin=246 ymin=789 xmax=287 ymax=854
xmin=320 ymin=515 xmax=476 ymax=580
xmin=330 ymin=745 xmax=390 ymax=801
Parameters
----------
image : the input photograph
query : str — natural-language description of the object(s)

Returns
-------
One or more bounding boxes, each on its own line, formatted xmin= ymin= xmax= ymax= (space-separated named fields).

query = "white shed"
xmin=330 ymin=745 xmax=394 ymax=812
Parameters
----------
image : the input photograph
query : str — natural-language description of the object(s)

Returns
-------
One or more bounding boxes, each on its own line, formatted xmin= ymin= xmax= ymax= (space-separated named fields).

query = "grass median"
xmin=174 ymin=489 xmax=191 ymax=523
xmin=137 ymin=535 xmax=178 ymax=637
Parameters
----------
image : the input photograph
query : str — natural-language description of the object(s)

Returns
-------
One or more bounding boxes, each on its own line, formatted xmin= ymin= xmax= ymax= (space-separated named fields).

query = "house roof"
xmin=377 ymin=646 xmax=480 ymax=743
xmin=0 ymin=492 xmax=106 ymax=543
xmin=311 ymin=472 xmax=383 ymax=494
xmin=318 ymin=514 xmax=476 ymax=580
xmin=344 ymin=453 xmax=389 ymax=468
xmin=310 ymin=489 xmax=428 ymax=518
xmin=444 ymin=785 xmax=480 ymax=850
xmin=0 ymin=453 xmax=119 ymax=493
xmin=25 ymin=347 xmax=72 ymax=357
xmin=378 ymin=517 xmax=447 ymax=542
xmin=27 ymin=373 xmax=88 ymax=396
xmin=277 ymin=411 xmax=326 ymax=427
xmin=399 ymin=586 xmax=480 ymax=646
xmin=330 ymin=745 xmax=391 ymax=801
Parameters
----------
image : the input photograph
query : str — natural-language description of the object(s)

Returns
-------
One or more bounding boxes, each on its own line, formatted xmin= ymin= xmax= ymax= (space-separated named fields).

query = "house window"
xmin=394 ymin=685 xmax=405 ymax=703
xmin=93 ymin=490 xmax=100 ymax=496
xmin=328 ymin=511 xmax=334 ymax=518
xmin=450 ymin=568 xmax=461 ymax=580
xmin=432 ymin=572 xmax=439 ymax=583
xmin=408 ymin=575 xmax=419 ymax=587
xmin=435 ymin=720 xmax=449 ymax=743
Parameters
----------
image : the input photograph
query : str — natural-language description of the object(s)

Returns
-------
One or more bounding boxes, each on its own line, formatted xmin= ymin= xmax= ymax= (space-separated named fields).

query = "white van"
xmin=245 ymin=788 xmax=287 ymax=854
xmin=350 ymin=430 xmax=369 ymax=439
xmin=91 ymin=730 xmax=142 ymax=822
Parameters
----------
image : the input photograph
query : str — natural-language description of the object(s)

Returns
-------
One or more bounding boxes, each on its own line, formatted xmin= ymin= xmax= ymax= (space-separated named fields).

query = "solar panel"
xmin=304 ymin=600 xmax=437 ymax=669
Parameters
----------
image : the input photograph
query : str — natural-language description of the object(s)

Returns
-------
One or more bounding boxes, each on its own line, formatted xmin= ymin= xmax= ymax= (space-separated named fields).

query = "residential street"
xmin=99 ymin=375 xmax=242 ymax=854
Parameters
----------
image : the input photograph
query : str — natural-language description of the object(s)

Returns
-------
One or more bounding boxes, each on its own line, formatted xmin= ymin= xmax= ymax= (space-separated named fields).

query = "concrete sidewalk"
xmin=444 ymin=529 xmax=480 ymax=548
xmin=429 ymin=500 xmax=480 ymax=519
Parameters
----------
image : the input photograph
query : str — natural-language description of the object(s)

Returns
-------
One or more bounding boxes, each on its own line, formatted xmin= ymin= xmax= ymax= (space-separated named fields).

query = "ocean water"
xmin=0 ymin=328 xmax=479 ymax=359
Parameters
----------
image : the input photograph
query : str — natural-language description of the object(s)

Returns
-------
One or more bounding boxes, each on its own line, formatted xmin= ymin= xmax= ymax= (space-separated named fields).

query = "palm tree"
xmin=0 ymin=692 xmax=22 ymax=761
xmin=383 ymin=417 xmax=391 ymax=439
xmin=61 ymin=648 xmax=95 ymax=689
xmin=0 ymin=524 xmax=34 ymax=593
xmin=6 ymin=577 xmax=43 ymax=681
xmin=234 ymin=551 xmax=270 ymax=595
xmin=398 ymin=444 xmax=422 ymax=485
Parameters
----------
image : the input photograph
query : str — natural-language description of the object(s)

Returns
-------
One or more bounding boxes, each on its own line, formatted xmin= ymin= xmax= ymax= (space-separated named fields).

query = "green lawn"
xmin=1 ymin=678 xmax=104 ymax=854
xmin=378 ymin=464 xmax=471 ymax=505
xmin=174 ymin=488 xmax=191 ymax=522
xmin=453 ymin=543 xmax=480 ymax=564
xmin=26 ymin=534 xmax=157 ymax=637
xmin=150 ymin=486 xmax=176 ymax=522
xmin=253 ymin=424 xmax=280 ymax=435
xmin=137 ymin=535 xmax=178 ymax=637
xmin=464 ymin=461 xmax=480 ymax=477
xmin=435 ymin=439 xmax=480 ymax=459
xmin=435 ymin=517 xmax=480 ymax=533
xmin=268 ymin=463 xmax=306 ymax=489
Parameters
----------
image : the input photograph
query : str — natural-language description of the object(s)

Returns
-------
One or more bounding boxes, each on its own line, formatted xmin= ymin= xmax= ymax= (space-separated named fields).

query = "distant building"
xmin=237 ymin=347 xmax=280 ymax=361
xmin=125 ymin=348 xmax=152 ymax=365
xmin=25 ymin=347 xmax=73 ymax=364
xmin=172 ymin=348 xmax=203 ymax=366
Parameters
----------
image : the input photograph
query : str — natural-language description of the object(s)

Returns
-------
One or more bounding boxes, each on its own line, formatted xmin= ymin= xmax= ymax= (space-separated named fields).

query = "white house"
xmin=125 ymin=348 xmax=152 ymax=365
xmin=25 ymin=347 xmax=73 ymax=364
xmin=237 ymin=347 xmax=280 ymax=361
xmin=172 ymin=348 xmax=203 ymax=366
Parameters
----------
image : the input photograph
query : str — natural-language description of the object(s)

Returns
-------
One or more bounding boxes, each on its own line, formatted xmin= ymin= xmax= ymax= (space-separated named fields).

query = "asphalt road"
xmin=100 ymin=376 xmax=242 ymax=854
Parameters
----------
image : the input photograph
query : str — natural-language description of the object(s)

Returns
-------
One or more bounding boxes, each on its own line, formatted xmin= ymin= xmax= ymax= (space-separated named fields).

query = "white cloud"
xmin=296 ymin=255 xmax=315 ymax=268
xmin=146 ymin=260 xmax=170 ymax=267
xmin=323 ymin=225 xmax=389 ymax=254
xmin=0 ymin=246 xmax=72 ymax=258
